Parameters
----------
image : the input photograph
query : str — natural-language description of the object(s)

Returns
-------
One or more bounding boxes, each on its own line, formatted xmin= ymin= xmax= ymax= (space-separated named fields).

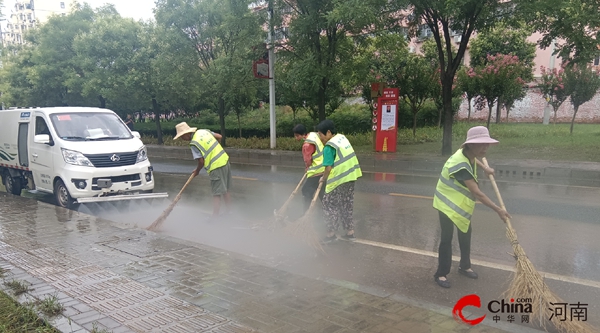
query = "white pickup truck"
xmin=0 ymin=107 xmax=167 ymax=208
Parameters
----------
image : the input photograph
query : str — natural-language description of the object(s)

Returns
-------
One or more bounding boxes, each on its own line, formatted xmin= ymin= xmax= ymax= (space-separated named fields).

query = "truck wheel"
xmin=54 ymin=179 xmax=74 ymax=209
xmin=3 ymin=170 xmax=22 ymax=196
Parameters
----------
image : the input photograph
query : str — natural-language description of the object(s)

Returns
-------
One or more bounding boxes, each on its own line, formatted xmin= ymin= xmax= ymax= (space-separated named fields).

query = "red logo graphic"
xmin=453 ymin=294 xmax=486 ymax=326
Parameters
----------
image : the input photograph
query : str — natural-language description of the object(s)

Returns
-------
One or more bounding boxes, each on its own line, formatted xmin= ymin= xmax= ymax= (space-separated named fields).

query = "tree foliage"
xmin=471 ymin=54 xmax=529 ymax=128
xmin=538 ymin=65 xmax=568 ymax=124
xmin=403 ymin=0 xmax=516 ymax=155
xmin=562 ymin=64 xmax=600 ymax=134
xmin=155 ymin=0 xmax=263 ymax=146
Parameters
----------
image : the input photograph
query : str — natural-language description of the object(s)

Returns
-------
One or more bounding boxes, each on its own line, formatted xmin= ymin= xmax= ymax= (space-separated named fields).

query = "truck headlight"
xmin=61 ymin=149 xmax=93 ymax=167
xmin=137 ymin=146 xmax=148 ymax=163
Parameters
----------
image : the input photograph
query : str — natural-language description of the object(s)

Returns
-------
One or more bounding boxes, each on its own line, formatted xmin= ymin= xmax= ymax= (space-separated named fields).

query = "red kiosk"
xmin=373 ymin=87 xmax=399 ymax=152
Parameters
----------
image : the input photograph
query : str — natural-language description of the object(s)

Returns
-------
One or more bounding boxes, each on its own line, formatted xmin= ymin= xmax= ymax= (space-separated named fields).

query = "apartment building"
xmin=1 ymin=0 xmax=75 ymax=46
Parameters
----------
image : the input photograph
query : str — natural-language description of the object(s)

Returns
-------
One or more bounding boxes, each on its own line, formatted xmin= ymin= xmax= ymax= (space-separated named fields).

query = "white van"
xmin=0 ymin=107 xmax=167 ymax=208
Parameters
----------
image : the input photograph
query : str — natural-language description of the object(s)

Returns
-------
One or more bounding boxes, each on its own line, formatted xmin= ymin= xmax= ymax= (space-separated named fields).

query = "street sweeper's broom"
xmin=483 ymin=158 xmax=596 ymax=333
xmin=147 ymin=173 xmax=195 ymax=232
xmin=273 ymin=173 xmax=306 ymax=226
xmin=284 ymin=181 xmax=325 ymax=254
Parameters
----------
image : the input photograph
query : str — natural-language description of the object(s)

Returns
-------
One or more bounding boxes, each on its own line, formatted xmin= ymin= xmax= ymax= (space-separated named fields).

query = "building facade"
xmin=2 ymin=0 xmax=75 ymax=46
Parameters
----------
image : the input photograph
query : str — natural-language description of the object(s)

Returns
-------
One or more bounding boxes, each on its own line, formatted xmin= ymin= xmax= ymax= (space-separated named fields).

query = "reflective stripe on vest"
xmin=190 ymin=130 xmax=229 ymax=172
xmin=325 ymin=134 xmax=362 ymax=193
xmin=305 ymin=132 xmax=325 ymax=178
xmin=433 ymin=148 xmax=477 ymax=233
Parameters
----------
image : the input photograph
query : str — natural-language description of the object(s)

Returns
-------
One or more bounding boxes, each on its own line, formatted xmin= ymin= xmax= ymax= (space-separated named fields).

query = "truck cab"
xmin=0 ymin=107 xmax=167 ymax=208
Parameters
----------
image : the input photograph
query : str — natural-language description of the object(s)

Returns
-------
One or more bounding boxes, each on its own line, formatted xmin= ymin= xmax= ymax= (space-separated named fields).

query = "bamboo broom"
xmin=482 ymin=158 xmax=596 ymax=333
xmin=273 ymin=173 xmax=307 ymax=226
xmin=284 ymin=181 xmax=325 ymax=254
xmin=147 ymin=173 xmax=195 ymax=231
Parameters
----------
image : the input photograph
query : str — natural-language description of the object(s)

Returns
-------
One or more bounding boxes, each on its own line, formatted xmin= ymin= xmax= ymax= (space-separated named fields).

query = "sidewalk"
xmin=147 ymin=145 xmax=600 ymax=184
xmin=0 ymin=194 xmax=517 ymax=333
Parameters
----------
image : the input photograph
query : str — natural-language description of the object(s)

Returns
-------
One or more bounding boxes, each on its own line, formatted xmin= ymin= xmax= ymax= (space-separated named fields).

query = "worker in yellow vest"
xmin=316 ymin=120 xmax=362 ymax=243
xmin=173 ymin=122 xmax=232 ymax=217
xmin=293 ymin=124 xmax=326 ymax=211
xmin=433 ymin=126 xmax=511 ymax=288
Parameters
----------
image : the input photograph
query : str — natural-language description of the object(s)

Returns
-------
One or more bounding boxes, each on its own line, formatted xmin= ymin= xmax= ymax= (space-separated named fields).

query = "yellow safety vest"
xmin=433 ymin=148 xmax=478 ymax=233
xmin=325 ymin=134 xmax=362 ymax=194
xmin=190 ymin=130 xmax=229 ymax=172
xmin=305 ymin=132 xmax=325 ymax=178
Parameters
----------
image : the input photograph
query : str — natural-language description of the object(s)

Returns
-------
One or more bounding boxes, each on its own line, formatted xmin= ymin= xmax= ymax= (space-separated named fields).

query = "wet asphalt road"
xmin=4 ymin=157 xmax=600 ymax=332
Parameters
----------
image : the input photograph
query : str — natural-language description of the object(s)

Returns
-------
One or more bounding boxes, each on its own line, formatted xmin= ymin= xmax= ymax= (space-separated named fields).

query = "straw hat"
xmin=173 ymin=122 xmax=197 ymax=140
xmin=463 ymin=126 xmax=498 ymax=145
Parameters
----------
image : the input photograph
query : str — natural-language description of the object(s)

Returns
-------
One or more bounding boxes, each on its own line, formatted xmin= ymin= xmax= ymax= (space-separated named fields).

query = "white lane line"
xmin=352 ymin=238 xmax=600 ymax=290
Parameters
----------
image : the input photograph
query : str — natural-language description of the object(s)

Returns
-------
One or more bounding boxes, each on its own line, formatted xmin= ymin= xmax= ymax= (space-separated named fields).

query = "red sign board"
xmin=374 ymin=88 xmax=399 ymax=152
xmin=253 ymin=59 xmax=269 ymax=79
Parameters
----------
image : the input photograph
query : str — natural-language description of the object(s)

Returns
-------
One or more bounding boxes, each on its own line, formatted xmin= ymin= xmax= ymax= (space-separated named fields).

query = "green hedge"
xmin=134 ymin=100 xmax=453 ymax=139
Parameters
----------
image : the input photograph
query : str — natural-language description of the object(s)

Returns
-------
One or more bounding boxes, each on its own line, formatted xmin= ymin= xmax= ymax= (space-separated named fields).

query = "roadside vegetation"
xmin=0 ymin=290 xmax=60 ymax=332
xmin=141 ymin=117 xmax=600 ymax=162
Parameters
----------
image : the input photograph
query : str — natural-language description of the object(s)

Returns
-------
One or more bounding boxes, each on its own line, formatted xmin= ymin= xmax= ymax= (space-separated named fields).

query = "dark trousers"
xmin=302 ymin=176 xmax=324 ymax=211
xmin=434 ymin=211 xmax=472 ymax=278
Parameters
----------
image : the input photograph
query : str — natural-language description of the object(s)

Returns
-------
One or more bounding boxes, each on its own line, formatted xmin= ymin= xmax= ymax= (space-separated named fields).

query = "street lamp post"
xmin=267 ymin=0 xmax=276 ymax=149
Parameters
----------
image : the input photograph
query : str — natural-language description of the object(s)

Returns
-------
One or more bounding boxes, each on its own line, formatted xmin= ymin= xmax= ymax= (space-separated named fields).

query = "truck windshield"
xmin=50 ymin=112 xmax=133 ymax=141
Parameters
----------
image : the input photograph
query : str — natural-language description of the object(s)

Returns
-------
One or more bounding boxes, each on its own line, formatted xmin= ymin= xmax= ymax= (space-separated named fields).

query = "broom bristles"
xmin=503 ymin=226 xmax=597 ymax=333
xmin=284 ymin=213 xmax=325 ymax=254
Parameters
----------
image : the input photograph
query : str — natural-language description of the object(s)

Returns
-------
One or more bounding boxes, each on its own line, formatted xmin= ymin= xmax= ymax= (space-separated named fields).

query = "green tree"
xmin=276 ymin=0 xmax=399 ymax=121
xmin=456 ymin=67 xmax=478 ymax=121
xmin=562 ymin=64 xmax=600 ymax=134
xmin=538 ymin=65 xmax=568 ymax=125
xmin=521 ymin=0 xmax=600 ymax=64
xmin=469 ymin=22 xmax=535 ymax=123
xmin=3 ymin=3 xmax=107 ymax=107
xmin=155 ymin=0 xmax=263 ymax=146
xmin=471 ymin=54 xmax=529 ymax=128
xmin=72 ymin=12 xmax=145 ymax=110
xmin=397 ymin=54 xmax=437 ymax=137
xmin=403 ymin=0 xmax=516 ymax=155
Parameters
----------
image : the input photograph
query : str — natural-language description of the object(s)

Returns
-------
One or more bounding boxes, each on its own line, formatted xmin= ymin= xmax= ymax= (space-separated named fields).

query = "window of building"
xmin=60 ymin=2 xmax=65 ymax=9
xmin=594 ymin=56 xmax=600 ymax=66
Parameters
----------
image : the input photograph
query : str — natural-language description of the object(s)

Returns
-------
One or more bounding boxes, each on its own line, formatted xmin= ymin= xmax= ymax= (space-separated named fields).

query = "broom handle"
xmin=277 ymin=173 xmax=307 ymax=213
xmin=173 ymin=172 xmax=196 ymax=202
xmin=306 ymin=181 xmax=323 ymax=212
xmin=482 ymin=157 xmax=513 ymax=229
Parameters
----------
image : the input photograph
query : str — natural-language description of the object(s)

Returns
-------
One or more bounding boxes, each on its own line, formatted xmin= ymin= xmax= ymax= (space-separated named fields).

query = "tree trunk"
xmin=570 ymin=106 xmax=579 ymax=134
xmin=495 ymin=98 xmax=502 ymax=124
xmin=486 ymin=102 xmax=493 ymax=128
xmin=317 ymin=81 xmax=327 ymax=121
xmin=412 ymin=109 xmax=418 ymax=138
xmin=467 ymin=97 xmax=472 ymax=122
xmin=98 ymin=95 xmax=106 ymax=109
xmin=218 ymin=97 xmax=227 ymax=146
xmin=553 ymin=106 xmax=558 ymax=125
xmin=152 ymin=98 xmax=163 ymax=145
xmin=237 ymin=112 xmax=242 ymax=138
xmin=441 ymin=76 xmax=454 ymax=156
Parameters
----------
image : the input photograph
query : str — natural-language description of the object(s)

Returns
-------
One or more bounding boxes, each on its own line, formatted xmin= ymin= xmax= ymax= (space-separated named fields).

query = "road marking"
xmin=352 ymin=238 xmax=600 ymax=289
xmin=233 ymin=176 xmax=258 ymax=181
xmin=389 ymin=192 xmax=482 ymax=204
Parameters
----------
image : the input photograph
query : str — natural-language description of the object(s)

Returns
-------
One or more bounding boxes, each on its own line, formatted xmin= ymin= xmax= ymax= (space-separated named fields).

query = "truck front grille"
xmin=84 ymin=152 xmax=138 ymax=167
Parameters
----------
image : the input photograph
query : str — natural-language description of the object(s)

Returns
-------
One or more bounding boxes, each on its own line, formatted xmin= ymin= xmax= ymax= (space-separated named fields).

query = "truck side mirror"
xmin=131 ymin=131 xmax=141 ymax=139
xmin=34 ymin=134 xmax=51 ymax=145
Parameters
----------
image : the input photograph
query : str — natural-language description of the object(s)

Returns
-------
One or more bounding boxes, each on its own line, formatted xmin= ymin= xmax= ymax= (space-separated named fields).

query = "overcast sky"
xmin=81 ymin=0 xmax=156 ymax=21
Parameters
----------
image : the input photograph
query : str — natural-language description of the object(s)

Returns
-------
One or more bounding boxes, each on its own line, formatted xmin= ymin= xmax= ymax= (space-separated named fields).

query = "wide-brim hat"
xmin=173 ymin=122 xmax=197 ymax=140
xmin=463 ymin=126 xmax=499 ymax=145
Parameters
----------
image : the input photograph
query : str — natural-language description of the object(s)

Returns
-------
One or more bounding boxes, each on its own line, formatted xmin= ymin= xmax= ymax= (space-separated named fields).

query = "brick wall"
xmin=457 ymin=90 xmax=600 ymax=123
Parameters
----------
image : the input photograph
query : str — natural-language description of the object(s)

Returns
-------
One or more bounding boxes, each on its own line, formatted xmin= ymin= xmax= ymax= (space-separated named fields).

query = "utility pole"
xmin=267 ymin=0 xmax=276 ymax=149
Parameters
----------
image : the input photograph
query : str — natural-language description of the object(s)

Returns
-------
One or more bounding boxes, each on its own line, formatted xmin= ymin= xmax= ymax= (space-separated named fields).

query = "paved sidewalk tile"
xmin=0 ymin=194 xmax=513 ymax=333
